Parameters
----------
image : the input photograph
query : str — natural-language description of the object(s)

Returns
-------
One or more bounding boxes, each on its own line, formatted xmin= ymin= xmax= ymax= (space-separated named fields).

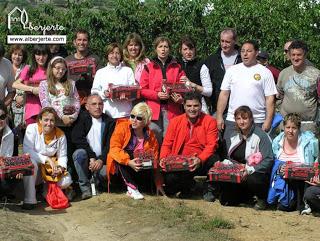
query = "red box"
xmin=166 ymin=83 xmax=193 ymax=95
xmin=68 ymin=64 xmax=94 ymax=76
xmin=208 ymin=161 xmax=247 ymax=183
xmin=108 ymin=84 xmax=141 ymax=100
xmin=162 ymin=155 xmax=193 ymax=172
xmin=283 ymin=162 xmax=317 ymax=181
xmin=0 ymin=154 xmax=34 ymax=180
xmin=134 ymin=150 xmax=154 ymax=170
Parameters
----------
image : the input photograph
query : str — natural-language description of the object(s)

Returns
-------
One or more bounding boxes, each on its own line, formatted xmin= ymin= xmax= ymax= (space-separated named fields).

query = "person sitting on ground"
xmin=218 ymin=106 xmax=273 ymax=210
xmin=160 ymin=92 xmax=219 ymax=200
xmin=22 ymin=107 xmax=72 ymax=210
xmin=71 ymin=94 xmax=116 ymax=200
xmin=0 ymin=101 xmax=22 ymax=198
xmin=268 ymin=113 xmax=318 ymax=212
xmin=107 ymin=102 xmax=163 ymax=200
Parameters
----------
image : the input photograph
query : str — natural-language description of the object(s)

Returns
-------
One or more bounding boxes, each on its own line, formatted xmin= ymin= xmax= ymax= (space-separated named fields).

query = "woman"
xmin=140 ymin=36 xmax=186 ymax=143
xmin=178 ymin=36 xmax=212 ymax=114
xmin=123 ymin=33 xmax=150 ymax=83
xmin=219 ymin=105 xmax=273 ymax=209
xmin=22 ymin=107 xmax=72 ymax=210
xmin=91 ymin=43 xmax=135 ymax=119
xmin=13 ymin=45 xmax=51 ymax=125
xmin=0 ymin=101 xmax=22 ymax=197
xmin=39 ymin=56 xmax=80 ymax=127
xmin=107 ymin=103 xmax=163 ymax=199
xmin=268 ymin=113 xmax=318 ymax=212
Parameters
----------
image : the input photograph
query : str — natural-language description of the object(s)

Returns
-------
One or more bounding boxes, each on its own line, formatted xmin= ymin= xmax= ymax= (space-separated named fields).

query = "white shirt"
xmin=91 ymin=63 xmax=135 ymax=118
xmin=221 ymin=51 xmax=238 ymax=70
xmin=86 ymin=117 xmax=102 ymax=157
xmin=221 ymin=63 xmax=277 ymax=123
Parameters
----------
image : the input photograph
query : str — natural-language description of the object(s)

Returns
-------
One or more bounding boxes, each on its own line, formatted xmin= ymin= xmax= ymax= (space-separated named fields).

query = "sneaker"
xmin=81 ymin=189 xmax=92 ymax=200
xmin=21 ymin=203 xmax=37 ymax=210
xmin=301 ymin=203 xmax=312 ymax=215
xmin=126 ymin=186 xmax=144 ymax=200
xmin=254 ymin=198 xmax=267 ymax=210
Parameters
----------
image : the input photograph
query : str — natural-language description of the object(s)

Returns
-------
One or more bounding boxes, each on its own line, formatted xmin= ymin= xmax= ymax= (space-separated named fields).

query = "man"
xmin=205 ymin=28 xmax=242 ymax=115
xmin=277 ymin=40 xmax=320 ymax=134
xmin=283 ymin=40 xmax=313 ymax=66
xmin=257 ymin=50 xmax=281 ymax=83
xmin=71 ymin=94 xmax=115 ymax=200
xmin=66 ymin=29 xmax=101 ymax=105
xmin=216 ymin=40 xmax=277 ymax=140
xmin=0 ymin=43 xmax=15 ymax=106
xmin=160 ymin=92 xmax=219 ymax=200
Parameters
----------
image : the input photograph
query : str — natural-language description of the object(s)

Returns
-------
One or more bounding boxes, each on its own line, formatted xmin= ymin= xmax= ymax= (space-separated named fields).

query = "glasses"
xmin=130 ymin=114 xmax=143 ymax=122
xmin=0 ymin=114 xmax=7 ymax=120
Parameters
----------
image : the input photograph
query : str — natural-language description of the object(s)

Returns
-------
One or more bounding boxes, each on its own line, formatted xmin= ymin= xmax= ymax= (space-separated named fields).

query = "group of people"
xmin=0 ymin=27 xmax=319 ymax=216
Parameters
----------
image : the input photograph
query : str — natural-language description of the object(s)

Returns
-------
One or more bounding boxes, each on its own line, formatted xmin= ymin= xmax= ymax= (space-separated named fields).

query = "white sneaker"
xmin=126 ymin=186 xmax=144 ymax=200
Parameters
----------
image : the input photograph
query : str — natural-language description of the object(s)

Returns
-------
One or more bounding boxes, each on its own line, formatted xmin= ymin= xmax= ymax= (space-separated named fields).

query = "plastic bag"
xmin=46 ymin=182 xmax=69 ymax=209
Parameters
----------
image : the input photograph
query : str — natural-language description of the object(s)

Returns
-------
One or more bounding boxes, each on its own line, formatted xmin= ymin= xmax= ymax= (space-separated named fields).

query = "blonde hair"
xmin=123 ymin=33 xmax=146 ymax=64
xmin=46 ymin=56 xmax=72 ymax=96
xmin=131 ymin=102 xmax=152 ymax=126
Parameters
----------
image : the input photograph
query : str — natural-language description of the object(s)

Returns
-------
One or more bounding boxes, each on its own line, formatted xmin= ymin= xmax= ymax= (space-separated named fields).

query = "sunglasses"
xmin=0 ymin=114 xmax=7 ymax=120
xmin=130 ymin=114 xmax=143 ymax=122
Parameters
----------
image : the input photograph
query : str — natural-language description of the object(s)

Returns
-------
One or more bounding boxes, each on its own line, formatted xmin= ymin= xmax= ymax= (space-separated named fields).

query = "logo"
xmin=254 ymin=74 xmax=261 ymax=81
xmin=8 ymin=7 xmax=65 ymax=34
xmin=7 ymin=7 xmax=66 ymax=44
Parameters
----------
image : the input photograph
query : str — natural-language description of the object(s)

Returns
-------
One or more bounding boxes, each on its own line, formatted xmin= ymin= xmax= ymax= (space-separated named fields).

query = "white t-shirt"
xmin=221 ymin=51 xmax=238 ymax=70
xmin=221 ymin=63 xmax=277 ymax=123
xmin=0 ymin=57 xmax=14 ymax=101
xmin=91 ymin=63 xmax=135 ymax=118
xmin=86 ymin=117 xmax=102 ymax=157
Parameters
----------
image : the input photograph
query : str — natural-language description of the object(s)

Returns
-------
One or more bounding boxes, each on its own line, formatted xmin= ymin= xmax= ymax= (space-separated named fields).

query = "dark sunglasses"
xmin=0 ymin=114 xmax=7 ymax=120
xmin=130 ymin=114 xmax=143 ymax=122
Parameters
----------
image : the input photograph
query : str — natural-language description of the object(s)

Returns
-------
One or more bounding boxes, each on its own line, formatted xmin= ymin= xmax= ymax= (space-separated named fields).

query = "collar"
xmin=106 ymin=62 xmax=122 ymax=69
xmin=37 ymin=122 xmax=64 ymax=144
xmin=152 ymin=55 xmax=174 ymax=67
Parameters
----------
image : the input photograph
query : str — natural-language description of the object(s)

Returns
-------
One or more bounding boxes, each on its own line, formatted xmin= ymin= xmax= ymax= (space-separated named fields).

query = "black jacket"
xmin=178 ymin=57 xmax=204 ymax=87
xmin=71 ymin=110 xmax=116 ymax=161
xmin=204 ymin=47 xmax=241 ymax=113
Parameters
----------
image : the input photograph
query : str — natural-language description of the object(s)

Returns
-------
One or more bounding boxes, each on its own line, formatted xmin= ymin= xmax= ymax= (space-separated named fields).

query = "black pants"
xmin=219 ymin=172 xmax=269 ymax=206
xmin=0 ymin=179 xmax=19 ymax=197
xmin=163 ymin=154 xmax=219 ymax=195
xmin=304 ymin=186 xmax=320 ymax=211
xmin=116 ymin=163 xmax=154 ymax=192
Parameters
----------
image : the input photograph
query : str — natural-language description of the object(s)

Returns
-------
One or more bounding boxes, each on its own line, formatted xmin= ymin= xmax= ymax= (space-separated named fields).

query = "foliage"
xmin=2 ymin=0 xmax=320 ymax=68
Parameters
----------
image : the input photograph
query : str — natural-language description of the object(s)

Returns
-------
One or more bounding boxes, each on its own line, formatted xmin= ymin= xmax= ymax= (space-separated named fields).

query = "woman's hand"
xmin=128 ymin=158 xmax=143 ymax=172
xmin=15 ymin=95 xmax=24 ymax=107
xmin=62 ymin=115 xmax=73 ymax=126
xmin=189 ymin=156 xmax=201 ymax=172
xmin=31 ymin=87 xmax=39 ymax=95
xmin=158 ymin=91 xmax=169 ymax=100
xmin=170 ymin=92 xmax=183 ymax=103
xmin=15 ymin=173 xmax=23 ymax=179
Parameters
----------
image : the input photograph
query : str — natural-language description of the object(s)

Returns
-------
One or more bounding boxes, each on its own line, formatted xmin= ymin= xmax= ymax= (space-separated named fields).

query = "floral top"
xmin=39 ymin=80 xmax=80 ymax=125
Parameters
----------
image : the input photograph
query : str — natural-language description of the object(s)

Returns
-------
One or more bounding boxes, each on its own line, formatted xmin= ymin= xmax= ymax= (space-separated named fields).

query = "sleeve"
xmin=57 ymin=135 xmax=68 ymax=168
xmin=255 ymin=133 xmax=274 ymax=174
xmin=220 ymin=68 xmax=232 ymax=91
xmin=108 ymin=123 xmax=131 ymax=165
xmin=91 ymin=69 xmax=106 ymax=100
xmin=198 ymin=118 xmax=219 ymax=162
xmin=38 ymin=81 xmax=51 ymax=108
xmin=70 ymin=81 xmax=81 ymax=120
xmin=23 ymin=125 xmax=48 ymax=165
xmin=140 ymin=65 xmax=159 ymax=101
xmin=200 ymin=64 xmax=213 ymax=97
xmin=19 ymin=65 xmax=30 ymax=82
xmin=127 ymin=68 xmax=135 ymax=85
xmin=6 ymin=62 xmax=15 ymax=93
xmin=160 ymin=120 xmax=176 ymax=159
xmin=263 ymin=68 xmax=277 ymax=96
xmin=71 ymin=113 xmax=97 ymax=159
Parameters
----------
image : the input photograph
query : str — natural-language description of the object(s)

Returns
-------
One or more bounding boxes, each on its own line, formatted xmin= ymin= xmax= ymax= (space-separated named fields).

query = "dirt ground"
xmin=1 ymin=192 xmax=319 ymax=241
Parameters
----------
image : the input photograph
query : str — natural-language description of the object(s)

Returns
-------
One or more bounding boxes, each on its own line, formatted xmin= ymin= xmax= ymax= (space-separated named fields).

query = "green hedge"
xmin=1 ymin=0 xmax=320 ymax=69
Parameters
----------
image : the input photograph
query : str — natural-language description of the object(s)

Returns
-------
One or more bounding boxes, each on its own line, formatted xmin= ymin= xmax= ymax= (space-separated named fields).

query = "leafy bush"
xmin=2 ymin=0 xmax=320 ymax=68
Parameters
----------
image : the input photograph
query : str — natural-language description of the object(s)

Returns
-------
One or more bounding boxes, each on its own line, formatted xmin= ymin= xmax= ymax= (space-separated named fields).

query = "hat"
xmin=257 ymin=50 xmax=269 ymax=60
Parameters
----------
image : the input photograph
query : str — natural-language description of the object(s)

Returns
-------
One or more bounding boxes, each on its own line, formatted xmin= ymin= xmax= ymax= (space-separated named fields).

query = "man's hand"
xmin=62 ymin=115 xmax=73 ymax=126
xmin=262 ymin=121 xmax=271 ymax=132
xmin=170 ymin=92 xmax=183 ymax=103
xmin=89 ymin=158 xmax=103 ymax=172
xmin=189 ymin=156 xmax=201 ymax=172
xmin=305 ymin=175 xmax=320 ymax=186
xmin=216 ymin=116 xmax=225 ymax=131
xmin=128 ymin=158 xmax=143 ymax=172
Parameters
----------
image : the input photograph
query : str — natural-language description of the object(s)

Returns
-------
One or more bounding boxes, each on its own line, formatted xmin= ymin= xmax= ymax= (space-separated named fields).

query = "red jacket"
xmin=140 ymin=57 xmax=185 ymax=120
xmin=160 ymin=113 xmax=219 ymax=163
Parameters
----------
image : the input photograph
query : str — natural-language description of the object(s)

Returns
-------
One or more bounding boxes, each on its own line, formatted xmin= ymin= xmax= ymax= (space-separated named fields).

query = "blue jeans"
xmin=72 ymin=149 xmax=106 ymax=193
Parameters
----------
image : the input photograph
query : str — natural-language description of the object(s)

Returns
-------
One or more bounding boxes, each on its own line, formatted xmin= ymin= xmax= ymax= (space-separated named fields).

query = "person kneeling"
xmin=160 ymin=92 xmax=219 ymax=199
xmin=107 ymin=103 xmax=163 ymax=200
xmin=22 ymin=107 xmax=72 ymax=210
